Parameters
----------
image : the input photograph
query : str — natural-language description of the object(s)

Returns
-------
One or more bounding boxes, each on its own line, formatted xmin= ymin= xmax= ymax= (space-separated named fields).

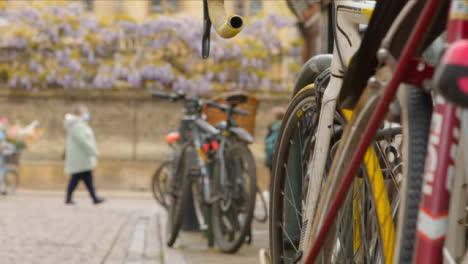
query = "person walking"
xmin=64 ymin=105 xmax=104 ymax=205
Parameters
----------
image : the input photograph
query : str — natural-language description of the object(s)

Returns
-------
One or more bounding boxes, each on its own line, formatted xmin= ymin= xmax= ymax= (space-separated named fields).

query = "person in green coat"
xmin=64 ymin=105 xmax=104 ymax=205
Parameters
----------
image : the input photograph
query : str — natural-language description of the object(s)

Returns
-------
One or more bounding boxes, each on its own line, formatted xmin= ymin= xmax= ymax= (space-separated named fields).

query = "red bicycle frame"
xmin=413 ymin=1 xmax=468 ymax=263
xmin=305 ymin=0 xmax=467 ymax=263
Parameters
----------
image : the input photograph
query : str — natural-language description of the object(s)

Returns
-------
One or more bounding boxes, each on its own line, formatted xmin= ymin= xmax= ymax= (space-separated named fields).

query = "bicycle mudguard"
xmin=230 ymin=127 xmax=254 ymax=144
xmin=291 ymin=54 xmax=332 ymax=98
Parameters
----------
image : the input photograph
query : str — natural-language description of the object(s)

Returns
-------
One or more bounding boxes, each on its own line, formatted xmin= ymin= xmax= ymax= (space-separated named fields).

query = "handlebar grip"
xmin=207 ymin=0 xmax=244 ymax=39
xmin=151 ymin=91 xmax=177 ymax=101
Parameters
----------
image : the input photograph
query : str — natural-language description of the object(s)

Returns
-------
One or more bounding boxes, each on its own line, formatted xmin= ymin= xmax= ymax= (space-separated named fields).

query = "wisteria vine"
xmin=0 ymin=3 xmax=301 ymax=94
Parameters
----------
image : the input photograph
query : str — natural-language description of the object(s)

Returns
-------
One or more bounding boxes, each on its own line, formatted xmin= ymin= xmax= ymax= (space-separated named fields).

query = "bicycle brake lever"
xmin=202 ymin=0 xmax=212 ymax=59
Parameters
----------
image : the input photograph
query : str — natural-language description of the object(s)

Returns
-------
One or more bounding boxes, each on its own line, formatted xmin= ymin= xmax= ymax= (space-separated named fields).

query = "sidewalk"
xmin=0 ymin=190 xmax=267 ymax=264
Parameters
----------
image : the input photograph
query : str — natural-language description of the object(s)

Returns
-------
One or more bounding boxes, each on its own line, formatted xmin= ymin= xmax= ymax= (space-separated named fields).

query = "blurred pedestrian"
xmin=64 ymin=104 xmax=104 ymax=205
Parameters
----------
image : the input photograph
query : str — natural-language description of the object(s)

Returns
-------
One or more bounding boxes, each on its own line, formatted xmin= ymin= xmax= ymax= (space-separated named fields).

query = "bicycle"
xmin=151 ymin=131 xmax=179 ymax=208
xmin=202 ymin=0 xmax=467 ymax=263
xmin=152 ymin=91 xmax=257 ymax=253
xmin=203 ymin=1 xmax=405 ymax=262
xmin=0 ymin=142 xmax=19 ymax=195
xmin=208 ymin=93 xmax=258 ymax=252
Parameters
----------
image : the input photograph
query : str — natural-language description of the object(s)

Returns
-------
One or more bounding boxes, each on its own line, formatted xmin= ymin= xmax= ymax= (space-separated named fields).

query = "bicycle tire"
xmin=1 ymin=169 xmax=18 ymax=195
xmin=151 ymin=161 xmax=170 ymax=207
xmin=212 ymin=142 xmax=257 ymax=254
xmin=166 ymin=145 xmax=193 ymax=247
xmin=270 ymin=86 xmax=344 ymax=263
xmin=254 ymin=186 xmax=268 ymax=223
xmin=393 ymin=85 xmax=432 ymax=263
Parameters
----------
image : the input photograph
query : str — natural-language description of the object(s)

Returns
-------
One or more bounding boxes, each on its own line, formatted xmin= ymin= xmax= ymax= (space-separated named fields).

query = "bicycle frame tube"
xmin=304 ymin=0 xmax=442 ymax=263
xmin=300 ymin=0 xmax=374 ymax=253
xmin=192 ymin=122 xmax=212 ymax=201
xmin=413 ymin=1 xmax=468 ymax=263
xmin=413 ymin=97 xmax=460 ymax=264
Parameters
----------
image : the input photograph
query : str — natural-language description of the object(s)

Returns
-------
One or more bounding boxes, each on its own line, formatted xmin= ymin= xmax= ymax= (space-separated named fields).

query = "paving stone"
xmin=0 ymin=190 xmax=268 ymax=264
xmin=0 ymin=192 xmax=164 ymax=264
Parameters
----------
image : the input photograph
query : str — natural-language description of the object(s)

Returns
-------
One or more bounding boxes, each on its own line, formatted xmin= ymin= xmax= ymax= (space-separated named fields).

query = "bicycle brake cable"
xmin=331 ymin=0 xmax=348 ymax=74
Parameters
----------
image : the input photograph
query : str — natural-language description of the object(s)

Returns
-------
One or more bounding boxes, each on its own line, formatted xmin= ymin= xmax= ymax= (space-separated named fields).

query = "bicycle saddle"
xmin=225 ymin=94 xmax=248 ymax=105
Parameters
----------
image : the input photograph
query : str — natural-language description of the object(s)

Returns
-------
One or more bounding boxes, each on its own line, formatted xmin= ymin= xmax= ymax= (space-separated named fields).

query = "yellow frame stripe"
xmin=342 ymin=109 xmax=395 ymax=263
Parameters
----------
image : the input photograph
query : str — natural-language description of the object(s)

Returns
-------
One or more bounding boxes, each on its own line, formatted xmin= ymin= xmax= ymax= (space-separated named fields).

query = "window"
xmin=83 ymin=0 xmax=93 ymax=11
xmin=167 ymin=0 xmax=178 ymax=12
xmin=250 ymin=0 xmax=262 ymax=16
xmin=150 ymin=0 xmax=178 ymax=13
xmin=150 ymin=0 xmax=163 ymax=13
xmin=235 ymin=0 xmax=263 ymax=17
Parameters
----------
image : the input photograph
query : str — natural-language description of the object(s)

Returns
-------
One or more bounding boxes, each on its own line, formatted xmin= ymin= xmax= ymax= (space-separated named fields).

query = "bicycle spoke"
xmin=281 ymin=190 xmax=303 ymax=219
xmin=284 ymin=163 xmax=303 ymax=229
xmin=280 ymin=222 xmax=299 ymax=253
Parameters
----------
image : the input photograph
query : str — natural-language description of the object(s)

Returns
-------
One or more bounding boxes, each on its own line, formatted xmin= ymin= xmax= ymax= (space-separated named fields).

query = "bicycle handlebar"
xmin=152 ymin=91 xmax=248 ymax=116
xmin=151 ymin=91 xmax=182 ymax=101
xmin=207 ymin=0 xmax=244 ymax=39
xmin=206 ymin=101 xmax=248 ymax=116
xmin=202 ymin=0 xmax=244 ymax=58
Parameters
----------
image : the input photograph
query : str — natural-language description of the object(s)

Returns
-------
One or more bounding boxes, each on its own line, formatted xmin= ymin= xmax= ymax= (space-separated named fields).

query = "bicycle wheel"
xmin=212 ymin=142 xmax=257 ymax=253
xmin=151 ymin=161 xmax=170 ymax=207
xmin=0 ymin=169 xmax=18 ymax=195
xmin=166 ymin=145 xmax=193 ymax=247
xmin=254 ymin=186 xmax=268 ymax=223
xmin=270 ymin=86 xmax=345 ymax=263
xmin=302 ymin=85 xmax=431 ymax=263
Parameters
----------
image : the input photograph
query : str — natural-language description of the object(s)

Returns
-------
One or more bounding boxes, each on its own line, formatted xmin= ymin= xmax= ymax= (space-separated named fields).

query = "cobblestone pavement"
xmin=0 ymin=190 xmax=267 ymax=264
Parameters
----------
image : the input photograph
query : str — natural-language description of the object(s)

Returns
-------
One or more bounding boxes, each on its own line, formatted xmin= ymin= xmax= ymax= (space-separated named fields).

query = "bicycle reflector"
xmin=211 ymin=140 xmax=219 ymax=151
xmin=203 ymin=143 xmax=210 ymax=153
xmin=434 ymin=40 xmax=468 ymax=107
xmin=165 ymin=132 xmax=180 ymax=144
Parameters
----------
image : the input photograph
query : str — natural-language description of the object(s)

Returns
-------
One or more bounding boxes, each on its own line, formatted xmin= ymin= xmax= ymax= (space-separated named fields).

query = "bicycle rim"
xmin=152 ymin=161 xmax=170 ymax=206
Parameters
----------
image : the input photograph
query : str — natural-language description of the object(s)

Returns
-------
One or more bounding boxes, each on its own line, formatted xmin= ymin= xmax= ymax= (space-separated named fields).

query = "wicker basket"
xmin=205 ymin=91 xmax=259 ymax=136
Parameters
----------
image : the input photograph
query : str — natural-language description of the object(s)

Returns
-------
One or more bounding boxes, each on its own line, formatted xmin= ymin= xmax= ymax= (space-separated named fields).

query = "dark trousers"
xmin=66 ymin=170 xmax=98 ymax=202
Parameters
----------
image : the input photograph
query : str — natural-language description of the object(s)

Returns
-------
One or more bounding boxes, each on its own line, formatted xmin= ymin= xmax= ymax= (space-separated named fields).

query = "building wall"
xmin=2 ymin=91 xmax=288 ymax=190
